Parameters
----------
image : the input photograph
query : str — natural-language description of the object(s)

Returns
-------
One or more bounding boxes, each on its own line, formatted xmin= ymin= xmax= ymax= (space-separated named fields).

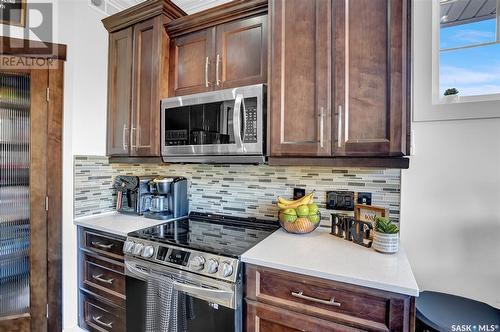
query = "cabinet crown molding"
xmin=102 ymin=0 xmax=186 ymax=32
xmin=166 ymin=0 xmax=268 ymax=38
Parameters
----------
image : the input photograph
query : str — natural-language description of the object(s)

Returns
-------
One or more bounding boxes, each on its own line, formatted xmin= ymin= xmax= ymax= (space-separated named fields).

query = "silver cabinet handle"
xmin=130 ymin=126 xmax=137 ymax=150
xmin=337 ymin=105 xmax=342 ymax=148
xmin=205 ymin=56 xmax=210 ymax=88
xmin=122 ymin=124 xmax=128 ymax=151
xmin=216 ymin=54 xmax=221 ymax=86
xmin=291 ymin=291 xmax=341 ymax=307
xmin=92 ymin=315 xmax=113 ymax=328
xmin=91 ymin=241 xmax=114 ymax=249
xmin=92 ymin=273 xmax=114 ymax=284
xmin=319 ymin=107 xmax=325 ymax=148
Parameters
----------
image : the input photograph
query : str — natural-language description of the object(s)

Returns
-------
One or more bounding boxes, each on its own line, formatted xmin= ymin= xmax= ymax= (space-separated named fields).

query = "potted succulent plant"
xmin=372 ymin=216 xmax=399 ymax=254
xmin=443 ymin=88 xmax=459 ymax=103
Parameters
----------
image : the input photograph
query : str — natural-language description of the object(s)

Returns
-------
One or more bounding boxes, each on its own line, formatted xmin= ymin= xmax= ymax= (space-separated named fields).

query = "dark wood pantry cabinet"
xmin=167 ymin=0 xmax=268 ymax=97
xmin=103 ymin=0 xmax=185 ymax=157
xmin=269 ymin=0 xmax=411 ymax=161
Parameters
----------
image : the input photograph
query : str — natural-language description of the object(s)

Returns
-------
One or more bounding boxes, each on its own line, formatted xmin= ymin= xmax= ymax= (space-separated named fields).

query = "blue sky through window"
xmin=439 ymin=18 xmax=500 ymax=97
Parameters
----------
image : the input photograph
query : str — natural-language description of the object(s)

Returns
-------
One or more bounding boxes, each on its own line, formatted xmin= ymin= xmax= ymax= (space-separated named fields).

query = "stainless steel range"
xmin=124 ymin=212 xmax=279 ymax=332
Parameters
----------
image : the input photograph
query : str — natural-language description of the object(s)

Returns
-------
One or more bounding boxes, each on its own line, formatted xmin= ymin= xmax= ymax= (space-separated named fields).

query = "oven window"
xmin=181 ymin=295 xmax=235 ymax=332
xmin=164 ymin=97 xmax=258 ymax=146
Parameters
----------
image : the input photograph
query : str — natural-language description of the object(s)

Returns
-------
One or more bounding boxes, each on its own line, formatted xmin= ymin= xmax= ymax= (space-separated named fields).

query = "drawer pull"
xmin=92 ymin=273 xmax=114 ymax=284
xmin=91 ymin=241 xmax=114 ymax=249
xmin=92 ymin=315 xmax=113 ymax=328
xmin=291 ymin=291 xmax=341 ymax=307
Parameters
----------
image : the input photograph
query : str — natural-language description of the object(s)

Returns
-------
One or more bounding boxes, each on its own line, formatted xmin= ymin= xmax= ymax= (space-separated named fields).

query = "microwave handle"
xmin=233 ymin=94 xmax=243 ymax=148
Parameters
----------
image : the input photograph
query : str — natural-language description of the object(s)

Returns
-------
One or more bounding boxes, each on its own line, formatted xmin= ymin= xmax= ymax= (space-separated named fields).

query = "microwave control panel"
xmin=243 ymin=106 xmax=258 ymax=143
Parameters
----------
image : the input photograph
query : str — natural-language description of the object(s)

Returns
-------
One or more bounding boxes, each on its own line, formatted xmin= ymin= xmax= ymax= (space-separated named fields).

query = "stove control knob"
xmin=132 ymin=243 xmax=144 ymax=256
xmin=206 ymin=259 xmax=219 ymax=274
xmin=221 ymin=261 xmax=233 ymax=278
xmin=123 ymin=240 xmax=135 ymax=254
xmin=190 ymin=256 xmax=205 ymax=271
xmin=141 ymin=245 xmax=154 ymax=258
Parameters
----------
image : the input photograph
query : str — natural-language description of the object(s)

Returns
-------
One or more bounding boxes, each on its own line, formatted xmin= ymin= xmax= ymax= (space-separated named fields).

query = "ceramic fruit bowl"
xmin=278 ymin=211 xmax=321 ymax=234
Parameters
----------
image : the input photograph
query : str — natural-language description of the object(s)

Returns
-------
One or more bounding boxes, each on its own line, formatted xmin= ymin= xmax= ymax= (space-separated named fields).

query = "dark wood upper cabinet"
xmin=269 ymin=0 xmax=332 ymax=157
xmin=169 ymin=28 xmax=216 ymax=96
xmin=103 ymin=0 xmax=185 ymax=158
xmin=106 ymin=27 xmax=133 ymax=156
xmin=215 ymin=14 xmax=268 ymax=89
xmin=269 ymin=0 xmax=410 ymax=160
xmin=166 ymin=0 xmax=268 ymax=97
xmin=131 ymin=16 xmax=169 ymax=156
xmin=333 ymin=0 xmax=409 ymax=157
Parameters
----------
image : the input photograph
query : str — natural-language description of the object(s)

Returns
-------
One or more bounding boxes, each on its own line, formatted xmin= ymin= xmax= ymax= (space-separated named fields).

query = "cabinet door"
xmin=169 ymin=28 xmax=216 ymax=96
xmin=246 ymin=300 xmax=358 ymax=332
xmin=215 ymin=14 xmax=268 ymax=89
xmin=106 ymin=27 xmax=133 ymax=156
xmin=333 ymin=0 xmax=409 ymax=156
xmin=269 ymin=0 xmax=332 ymax=156
xmin=131 ymin=17 xmax=163 ymax=156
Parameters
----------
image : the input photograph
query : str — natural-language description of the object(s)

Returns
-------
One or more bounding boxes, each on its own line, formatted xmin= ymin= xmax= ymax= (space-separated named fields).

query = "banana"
xmin=277 ymin=192 xmax=314 ymax=209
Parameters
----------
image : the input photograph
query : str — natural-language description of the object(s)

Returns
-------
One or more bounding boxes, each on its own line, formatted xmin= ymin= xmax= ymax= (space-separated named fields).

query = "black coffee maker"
xmin=143 ymin=177 xmax=189 ymax=220
xmin=114 ymin=175 xmax=151 ymax=215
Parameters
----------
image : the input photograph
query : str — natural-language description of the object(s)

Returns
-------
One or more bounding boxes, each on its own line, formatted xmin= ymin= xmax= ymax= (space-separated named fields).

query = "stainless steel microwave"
xmin=161 ymin=84 xmax=266 ymax=164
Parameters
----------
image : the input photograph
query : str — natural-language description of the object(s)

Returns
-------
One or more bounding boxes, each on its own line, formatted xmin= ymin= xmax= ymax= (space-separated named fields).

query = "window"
xmin=439 ymin=0 xmax=500 ymax=100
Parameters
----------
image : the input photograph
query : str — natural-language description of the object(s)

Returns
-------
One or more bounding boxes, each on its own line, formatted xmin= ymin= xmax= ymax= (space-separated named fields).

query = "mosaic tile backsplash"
xmin=74 ymin=155 xmax=401 ymax=226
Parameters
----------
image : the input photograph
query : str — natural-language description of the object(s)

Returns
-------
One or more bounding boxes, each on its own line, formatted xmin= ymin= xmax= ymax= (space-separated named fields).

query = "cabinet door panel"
xmin=333 ymin=0 xmax=408 ymax=156
xmin=216 ymin=15 xmax=268 ymax=89
xmin=131 ymin=17 xmax=162 ymax=156
xmin=169 ymin=28 xmax=215 ymax=96
xmin=106 ymin=27 xmax=133 ymax=156
xmin=270 ymin=0 xmax=331 ymax=156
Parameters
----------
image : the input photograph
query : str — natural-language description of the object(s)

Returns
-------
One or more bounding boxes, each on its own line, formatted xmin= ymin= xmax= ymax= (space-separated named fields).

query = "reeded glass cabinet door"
xmin=0 ymin=72 xmax=31 ymax=317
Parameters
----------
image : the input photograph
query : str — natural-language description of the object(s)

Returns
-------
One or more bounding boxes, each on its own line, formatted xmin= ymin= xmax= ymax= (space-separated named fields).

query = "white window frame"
xmin=413 ymin=0 xmax=500 ymax=122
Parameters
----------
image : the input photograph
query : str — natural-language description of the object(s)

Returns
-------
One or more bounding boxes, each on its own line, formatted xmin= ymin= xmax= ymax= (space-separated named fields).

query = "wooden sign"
xmin=0 ymin=0 xmax=26 ymax=27
xmin=331 ymin=214 xmax=373 ymax=248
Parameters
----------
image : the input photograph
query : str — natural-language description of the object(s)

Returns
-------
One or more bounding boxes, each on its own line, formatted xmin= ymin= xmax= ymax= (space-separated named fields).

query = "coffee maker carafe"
xmin=143 ymin=177 xmax=188 ymax=220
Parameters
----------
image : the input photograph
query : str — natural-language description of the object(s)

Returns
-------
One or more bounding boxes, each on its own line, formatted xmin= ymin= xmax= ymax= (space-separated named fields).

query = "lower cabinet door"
xmin=246 ymin=300 xmax=359 ymax=332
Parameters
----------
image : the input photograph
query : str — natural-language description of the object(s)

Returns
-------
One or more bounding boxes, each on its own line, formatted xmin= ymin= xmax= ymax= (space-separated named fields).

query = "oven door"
xmin=125 ymin=258 xmax=242 ymax=332
xmin=161 ymin=84 xmax=265 ymax=162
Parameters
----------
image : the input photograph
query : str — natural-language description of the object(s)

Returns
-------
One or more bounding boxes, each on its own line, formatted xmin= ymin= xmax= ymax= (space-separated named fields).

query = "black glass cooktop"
xmin=128 ymin=212 xmax=280 ymax=258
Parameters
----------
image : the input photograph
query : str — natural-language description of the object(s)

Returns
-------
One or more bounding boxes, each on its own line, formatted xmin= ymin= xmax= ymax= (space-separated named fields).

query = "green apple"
xmin=283 ymin=208 xmax=297 ymax=216
xmin=307 ymin=203 xmax=319 ymax=214
xmin=308 ymin=213 xmax=320 ymax=224
xmin=296 ymin=204 xmax=309 ymax=217
xmin=282 ymin=213 xmax=297 ymax=223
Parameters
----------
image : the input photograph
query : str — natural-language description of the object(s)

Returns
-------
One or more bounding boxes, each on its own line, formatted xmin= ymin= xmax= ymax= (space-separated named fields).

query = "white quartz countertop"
xmin=241 ymin=227 xmax=419 ymax=296
xmin=73 ymin=212 xmax=173 ymax=237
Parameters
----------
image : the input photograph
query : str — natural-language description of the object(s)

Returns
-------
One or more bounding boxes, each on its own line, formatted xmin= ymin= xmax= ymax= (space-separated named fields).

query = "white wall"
xmin=401 ymin=119 xmax=500 ymax=308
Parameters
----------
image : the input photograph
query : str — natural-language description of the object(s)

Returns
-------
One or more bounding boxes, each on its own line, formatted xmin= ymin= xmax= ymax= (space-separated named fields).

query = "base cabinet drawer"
xmin=81 ymin=292 xmax=125 ymax=332
xmin=82 ymin=229 xmax=125 ymax=260
xmin=246 ymin=300 xmax=359 ymax=332
xmin=245 ymin=265 xmax=415 ymax=332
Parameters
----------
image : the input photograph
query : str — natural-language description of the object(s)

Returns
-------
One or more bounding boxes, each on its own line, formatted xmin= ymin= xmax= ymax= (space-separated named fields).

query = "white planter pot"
xmin=443 ymin=94 xmax=459 ymax=103
xmin=372 ymin=231 xmax=399 ymax=254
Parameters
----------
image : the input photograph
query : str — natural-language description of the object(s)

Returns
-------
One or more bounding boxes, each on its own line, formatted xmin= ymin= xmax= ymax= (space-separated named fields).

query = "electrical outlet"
xmin=293 ymin=188 xmax=306 ymax=200
xmin=326 ymin=191 xmax=355 ymax=211
xmin=357 ymin=192 xmax=372 ymax=205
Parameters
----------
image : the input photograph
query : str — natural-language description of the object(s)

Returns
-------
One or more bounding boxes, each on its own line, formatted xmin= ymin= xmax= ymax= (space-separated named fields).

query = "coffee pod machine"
xmin=143 ymin=177 xmax=188 ymax=220
xmin=114 ymin=176 xmax=152 ymax=215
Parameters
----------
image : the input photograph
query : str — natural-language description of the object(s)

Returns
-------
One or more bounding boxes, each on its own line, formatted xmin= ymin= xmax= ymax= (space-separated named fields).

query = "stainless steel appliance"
xmin=124 ymin=212 xmax=279 ymax=332
xmin=143 ymin=177 xmax=189 ymax=220
xmin=161 ymin=84 xmax=266 ymax=164
xmin=114 ymin=176 xmax=152 ymax=215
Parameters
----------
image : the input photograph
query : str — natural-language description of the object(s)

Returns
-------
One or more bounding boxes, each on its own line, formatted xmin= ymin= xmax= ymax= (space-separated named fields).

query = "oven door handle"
xmin=173 ymin=281 xmax=233 ymax=299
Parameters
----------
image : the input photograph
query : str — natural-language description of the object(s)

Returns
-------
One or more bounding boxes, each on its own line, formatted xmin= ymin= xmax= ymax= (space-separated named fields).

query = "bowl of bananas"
xmin=277 ymin=191 xmax=321 ymax=234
